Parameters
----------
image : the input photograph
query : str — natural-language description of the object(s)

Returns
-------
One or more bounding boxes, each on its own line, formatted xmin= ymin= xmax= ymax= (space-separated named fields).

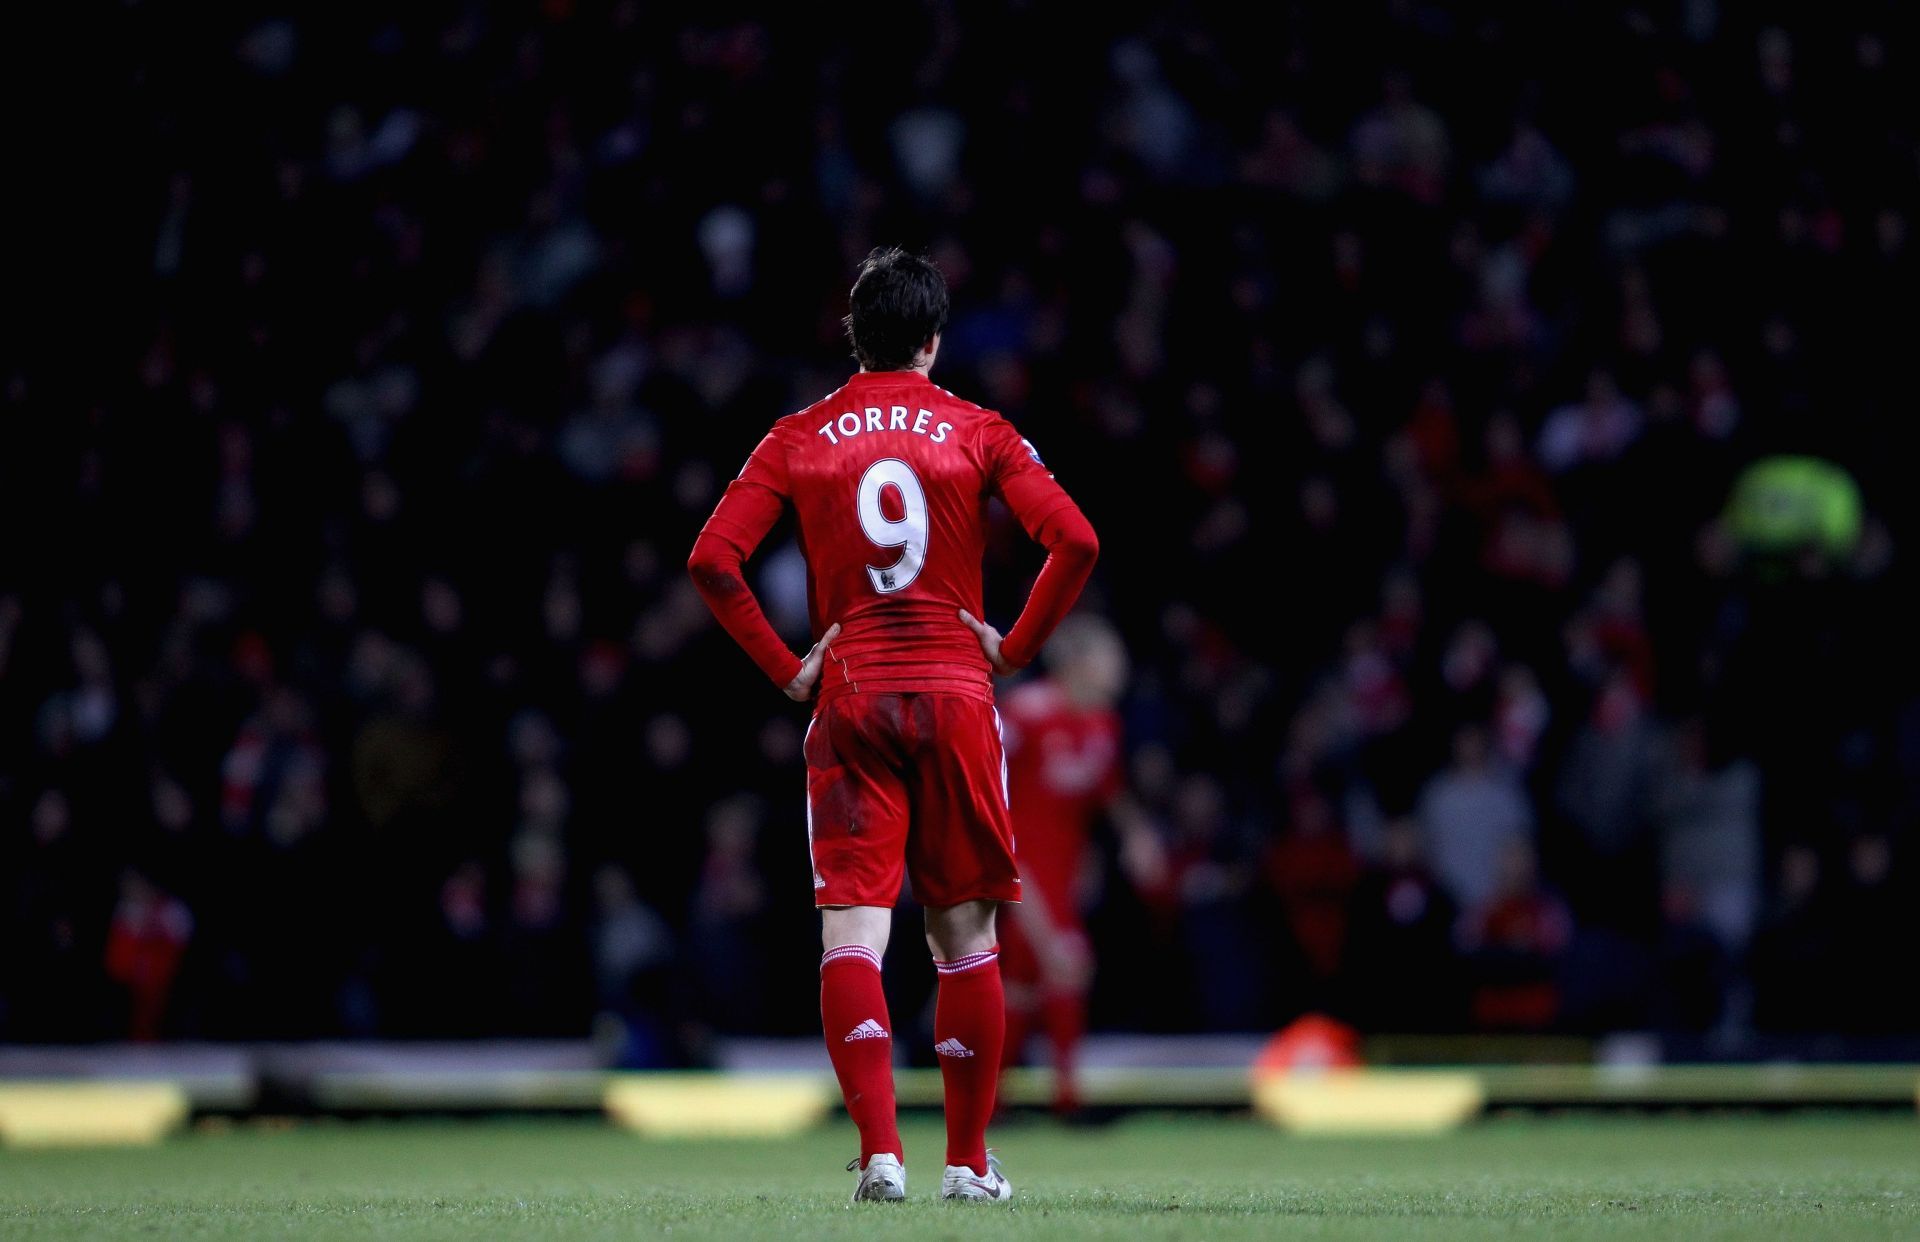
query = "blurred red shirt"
xmin=1002 ymin=679 xmax=1122 ymax=921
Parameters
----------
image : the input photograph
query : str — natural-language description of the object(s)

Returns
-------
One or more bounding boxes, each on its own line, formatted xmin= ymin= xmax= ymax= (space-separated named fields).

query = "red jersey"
xmin=1002 ymin=679 xmax=1123 ymax=909
xmin=689 ymin=369 xmax=1097 ymax=703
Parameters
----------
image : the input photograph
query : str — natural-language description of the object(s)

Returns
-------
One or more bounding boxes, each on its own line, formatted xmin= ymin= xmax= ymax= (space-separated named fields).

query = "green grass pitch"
xmin=2 ymin=1113 xmax=1917 ymax=1239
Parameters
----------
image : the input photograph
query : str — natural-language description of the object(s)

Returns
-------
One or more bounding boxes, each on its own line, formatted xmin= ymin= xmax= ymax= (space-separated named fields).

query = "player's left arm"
xmin=687 ymin=428 xmax=839 ymax=701
xmin=960 ymin=419 xmax=1099 ymax=673
xmin=1078 ymin=704 xmax=1167 ymax=895
xmin=1010 ymin=884 xmax=1094 ymax=990
xmin=1105 ymin=790 xmax=1170 ymax=894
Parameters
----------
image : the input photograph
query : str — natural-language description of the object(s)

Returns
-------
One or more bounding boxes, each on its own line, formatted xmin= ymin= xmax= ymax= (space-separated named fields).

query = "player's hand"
xmin=784 ymin=623 xmax=841 ymax=702
xmin=958 ymin=609 xmax=1017 ymax=676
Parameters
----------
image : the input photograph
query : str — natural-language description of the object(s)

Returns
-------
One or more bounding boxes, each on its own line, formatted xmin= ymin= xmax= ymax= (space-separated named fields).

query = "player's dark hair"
xmin=843 ymin=247 xmax=949 ymax=371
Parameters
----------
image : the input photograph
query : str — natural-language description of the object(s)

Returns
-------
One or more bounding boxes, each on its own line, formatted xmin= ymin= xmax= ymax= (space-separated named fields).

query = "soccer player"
xmin=686 ymin=248 xmax=1098 ymax=1203
xmin=996 ymin=614 xmax=1160 ymax=1115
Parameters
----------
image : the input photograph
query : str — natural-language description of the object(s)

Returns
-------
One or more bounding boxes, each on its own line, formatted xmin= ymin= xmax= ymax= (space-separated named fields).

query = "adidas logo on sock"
xmin=934 ymin=1037 xmax=975 ymax=1058
xmin=844 ymin=1019 xmax=889 ymax=1042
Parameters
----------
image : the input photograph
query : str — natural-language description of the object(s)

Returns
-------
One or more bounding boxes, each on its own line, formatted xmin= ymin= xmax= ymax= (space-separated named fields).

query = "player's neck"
xmin=858 ymin=364 xmax=934 ymax=378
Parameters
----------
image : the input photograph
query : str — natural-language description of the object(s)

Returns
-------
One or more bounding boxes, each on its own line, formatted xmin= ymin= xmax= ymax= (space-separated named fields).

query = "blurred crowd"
xmin=6 ymin=3 xmax=1920 ymax=1053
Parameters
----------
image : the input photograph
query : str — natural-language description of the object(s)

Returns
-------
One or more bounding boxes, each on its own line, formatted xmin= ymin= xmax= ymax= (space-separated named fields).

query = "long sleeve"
xmin=999 ymin=502 xmax=1098 ymax=668
xmin=981 ymin=419 xmax=1100 ymax=669
xmin=687 ymin=430 xmax=805 ymax=689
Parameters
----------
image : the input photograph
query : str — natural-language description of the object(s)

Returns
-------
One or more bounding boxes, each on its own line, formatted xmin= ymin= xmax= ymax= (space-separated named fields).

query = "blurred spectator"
xmin=416 ymin=860 xmax=494 ymax=1037
xmin=1417 ymin=726 xmax=1532 ymax=914
xmin=1165 ymin=776 xmax=1263 ymax=1029
xmin=501 ymin=830 xmax=593 ymax=1036
xmin=1460 ymin=841 xmax=1571 ymax=1031
xmin=1344 ymin=818 xmax=1460 ymax=1030
xmin=1554 ymin=673 xmax=1661 ymax=931
xmin=689 ymin=796 xmax=773 ymax=1033
xmin=104 ymin=870 xmax=192 ymax=1041
xmin=591 ymin=864 xmax=681 ymax=1067
xmin=1537 ymin=371 xmax=1643 ymax=473
xmin=1654 ymin=719 xmax=1762 ymax=959
xmin=1265 ymin=795 xmax=1358 ymax=995
xmin=1650 ymin=714 xmax=1761 ymax=1026
xmin=1492 ymin=665 xmax=1549 ymax=771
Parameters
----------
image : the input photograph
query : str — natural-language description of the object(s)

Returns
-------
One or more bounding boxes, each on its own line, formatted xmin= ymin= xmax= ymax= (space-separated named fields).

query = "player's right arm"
xmin=687 ymin=427 xmax=840 ymax=701
xmin=960 ymin=419 xmax=1100 ymax=673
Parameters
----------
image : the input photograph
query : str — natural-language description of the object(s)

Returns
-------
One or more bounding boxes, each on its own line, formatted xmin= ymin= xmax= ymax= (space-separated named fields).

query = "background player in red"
xmin=686 ymin=248 xmax=1098 ymax=1203
xmin=997 ymin=615 xmax=1164 ymax=1114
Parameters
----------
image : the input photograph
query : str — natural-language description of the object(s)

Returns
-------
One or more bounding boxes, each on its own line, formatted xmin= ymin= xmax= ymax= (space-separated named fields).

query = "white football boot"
xmin=848 ymin=1153 xmax=906 ymax=1203
xmin=941 ymin=1151 xmax=1012 ymax=1203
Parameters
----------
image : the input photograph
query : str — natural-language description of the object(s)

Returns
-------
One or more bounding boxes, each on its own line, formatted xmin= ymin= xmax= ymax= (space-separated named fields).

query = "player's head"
xmin=1045 ymin=613 xmax=1128 ymax=708
xmin=844 ymin=246 xmax=949 ymax=372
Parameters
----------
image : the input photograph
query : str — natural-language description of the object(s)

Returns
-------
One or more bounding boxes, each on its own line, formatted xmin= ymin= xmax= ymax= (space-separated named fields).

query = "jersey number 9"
xmin=857 ymin=458 xmax=928 ymax=594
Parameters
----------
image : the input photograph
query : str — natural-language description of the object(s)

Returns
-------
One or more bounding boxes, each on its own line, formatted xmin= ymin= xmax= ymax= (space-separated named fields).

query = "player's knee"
xmin=923 ymin=899 xmax=998 ymax=961
xmin=820 ymin=904 xmax=891 ymax=954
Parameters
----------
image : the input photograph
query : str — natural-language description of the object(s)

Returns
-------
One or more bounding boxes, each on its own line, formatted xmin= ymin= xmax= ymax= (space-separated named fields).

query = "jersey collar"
xmin=844 ymin=369 xmax=933 ymax=388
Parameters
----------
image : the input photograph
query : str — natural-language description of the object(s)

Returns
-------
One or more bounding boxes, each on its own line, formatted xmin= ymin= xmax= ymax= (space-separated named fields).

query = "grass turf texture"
xmin=2 ymin=1114 xmax=1917 ymax=1240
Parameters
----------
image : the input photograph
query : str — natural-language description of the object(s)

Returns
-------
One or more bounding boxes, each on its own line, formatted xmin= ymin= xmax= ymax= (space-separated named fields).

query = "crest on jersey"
xmin=1022 ymin=437 xmax=1043 ymax=465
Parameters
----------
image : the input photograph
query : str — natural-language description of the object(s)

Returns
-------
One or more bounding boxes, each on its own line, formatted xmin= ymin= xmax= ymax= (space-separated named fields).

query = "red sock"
xmin=934 ymin=948 xmax=1004 ymax=1175
xmin=1043 ymin=990 xmax=1086 ymax=1112
xmin=820 ymin=945 xmax=900 ymax=1165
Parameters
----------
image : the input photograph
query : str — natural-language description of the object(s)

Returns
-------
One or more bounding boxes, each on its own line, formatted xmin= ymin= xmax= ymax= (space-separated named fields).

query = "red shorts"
xmin=804 ymin=692 xmax=1021 ymax=909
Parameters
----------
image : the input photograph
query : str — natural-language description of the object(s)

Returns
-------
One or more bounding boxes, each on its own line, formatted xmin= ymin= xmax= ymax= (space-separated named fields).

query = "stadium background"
xmin=5 ymin=2 xmax=1917 ymax=1063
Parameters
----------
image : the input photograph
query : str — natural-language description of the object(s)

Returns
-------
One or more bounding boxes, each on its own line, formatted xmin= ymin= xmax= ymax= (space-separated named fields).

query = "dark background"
xmin=4 ymin=2 xmax=1916 ymax=1058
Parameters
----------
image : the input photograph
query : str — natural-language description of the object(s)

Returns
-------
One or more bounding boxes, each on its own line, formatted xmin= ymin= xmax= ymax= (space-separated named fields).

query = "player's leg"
xmin=996 ymin=916 xmax=1041 ymax=1080
xmin=925 ymin=899 xmax=1010 ymax=1199
xmin=806 ymin=698 xmax=910 ymax=1194
xmin=1001 ymin=891 xmax=1089 ymax=1113
xmin=904 ymin=695 xmax=1020 ymax=1200
xmin=820 ymin=905 xmax=904 ymax=1200
xmin=1039 ymin=923 xmax=1093 ymax=1114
